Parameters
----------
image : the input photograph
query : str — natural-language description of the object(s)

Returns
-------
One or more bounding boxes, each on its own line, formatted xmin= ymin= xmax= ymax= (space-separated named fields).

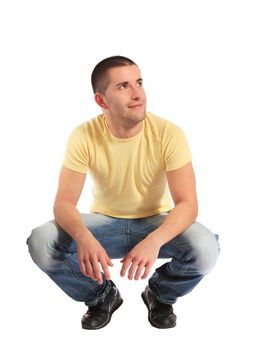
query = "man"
xmin=27 ymin=56 xmax=219 ymax=330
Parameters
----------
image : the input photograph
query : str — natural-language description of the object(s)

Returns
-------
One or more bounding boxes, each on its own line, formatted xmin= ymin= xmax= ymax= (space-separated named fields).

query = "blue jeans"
xmin=27 ymin=212 xmax=219 ymax=306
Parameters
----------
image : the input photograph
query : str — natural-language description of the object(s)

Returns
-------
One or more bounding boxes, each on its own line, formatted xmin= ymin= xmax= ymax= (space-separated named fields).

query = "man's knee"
xmin=184 ymin=222 xmax=220 ymax=275
xmin=27 ymin=221 xmax=58 ymax=271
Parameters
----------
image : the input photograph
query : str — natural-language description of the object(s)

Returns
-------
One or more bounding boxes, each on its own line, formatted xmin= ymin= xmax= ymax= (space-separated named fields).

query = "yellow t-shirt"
xmin=63 ymin=112 xmax=192 ymax=219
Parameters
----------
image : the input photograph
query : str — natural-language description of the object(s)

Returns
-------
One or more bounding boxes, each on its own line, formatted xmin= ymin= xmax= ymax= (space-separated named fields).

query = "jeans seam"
xmin=61 ymin=252 xmax=108 ymax=304
xmin=59 ymin=249 xmax=94 ymax=290
xmin=166 ymin=257 xmax=187 ymax=276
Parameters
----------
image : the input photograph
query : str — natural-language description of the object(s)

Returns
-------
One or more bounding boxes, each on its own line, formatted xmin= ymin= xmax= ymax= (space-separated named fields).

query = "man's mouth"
xmin=128 ymin=103 xmax=143 ymax=109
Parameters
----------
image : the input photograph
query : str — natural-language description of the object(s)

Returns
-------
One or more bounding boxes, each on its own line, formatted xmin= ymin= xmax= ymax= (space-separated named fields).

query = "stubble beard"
xmin=125 ymin=106 xmax=146 ymax=126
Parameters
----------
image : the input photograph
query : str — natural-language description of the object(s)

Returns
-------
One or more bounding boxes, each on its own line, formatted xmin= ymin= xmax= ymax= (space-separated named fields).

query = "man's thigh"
xmin=129 ymin=215 xmax=218 ymax=261
xmin=80 ymin=213 xmax=129 ymax=259
xmin=29 ymin=213 xmax=129 ymax=260
xmin=158 ymin=221 xmax=219 ymax=264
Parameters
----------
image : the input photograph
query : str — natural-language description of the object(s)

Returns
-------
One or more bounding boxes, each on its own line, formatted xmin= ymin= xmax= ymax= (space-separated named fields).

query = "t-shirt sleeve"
xmin=62 ymin=125 xmax=89 ymax=173
xmin=162 ymin=123 xmax=192 ymax=172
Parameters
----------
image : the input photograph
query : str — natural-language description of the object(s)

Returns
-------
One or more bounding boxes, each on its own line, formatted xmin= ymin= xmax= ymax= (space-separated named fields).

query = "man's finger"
xmin=120 ymin=256 xmax=132 ymax=277
xmin=100 ymin=257 xmax=111 ymax=280
xmin=128 ymin=260 xmax=140 ymax=280
xmin=79 ymin=259 xmax=86 ymax=275
xmin=81 ymin=259 xmax=97 ymax=280
xmin=91 ymin=259 xmax=103 ymax=284
xmin=141 ymin=262 xmax=153 ymax=279
xmin=106 ymin=255 xmax=114 ymax=267
xmin=84 ymin=260 xmax=93 ymax=277
xmin=134 ymin=262 xmax=145 ymax=280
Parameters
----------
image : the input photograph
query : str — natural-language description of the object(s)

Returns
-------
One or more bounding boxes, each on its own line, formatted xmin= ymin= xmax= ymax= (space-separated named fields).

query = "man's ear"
xmin=94 ymin=93 xmax=108 ymax=109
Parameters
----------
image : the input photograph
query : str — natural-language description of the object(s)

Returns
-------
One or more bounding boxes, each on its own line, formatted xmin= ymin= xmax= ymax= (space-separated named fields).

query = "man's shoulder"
xmin=146 ymin=112 xmax=183 ymax=136
xmin=71 ymin=114 xmax=104 ymax=136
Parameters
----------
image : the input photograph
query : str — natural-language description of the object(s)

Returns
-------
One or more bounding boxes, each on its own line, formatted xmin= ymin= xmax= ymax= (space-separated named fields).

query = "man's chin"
xmin=129 ymin=116 xmax=145 ymax=126
xmin=129 ymin=109 xmax=146 ymax=122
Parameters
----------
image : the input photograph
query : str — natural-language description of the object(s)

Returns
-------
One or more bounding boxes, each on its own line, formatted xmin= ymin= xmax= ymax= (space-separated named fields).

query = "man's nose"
xmin=130 ymin=86 xmax=143 ymax=100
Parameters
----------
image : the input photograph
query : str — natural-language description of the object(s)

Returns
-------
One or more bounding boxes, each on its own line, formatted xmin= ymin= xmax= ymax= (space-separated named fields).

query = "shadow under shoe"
xmin=141 ymin=286 xmax=176 ymax=329
xmin=82 ymin=281 xmax=123 ymax=330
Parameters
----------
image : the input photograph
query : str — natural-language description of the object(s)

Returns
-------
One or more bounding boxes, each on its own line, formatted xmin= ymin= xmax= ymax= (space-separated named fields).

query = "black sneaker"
xmin=141 ymin=286 xmax=176 ymax=328
xmin=82 ymin=281 xmax=123 ymax=330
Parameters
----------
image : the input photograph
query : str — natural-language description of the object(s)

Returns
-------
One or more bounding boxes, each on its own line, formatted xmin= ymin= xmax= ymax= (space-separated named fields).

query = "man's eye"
xmin=137 ymin=80 xmax=143 ymax=87
xmin=119 ymin=83 xmax=128 ymax=90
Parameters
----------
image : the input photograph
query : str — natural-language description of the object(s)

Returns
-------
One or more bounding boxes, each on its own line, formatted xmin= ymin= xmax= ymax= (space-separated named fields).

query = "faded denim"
xmin=27 ymin=212 xmax=219 ymax=306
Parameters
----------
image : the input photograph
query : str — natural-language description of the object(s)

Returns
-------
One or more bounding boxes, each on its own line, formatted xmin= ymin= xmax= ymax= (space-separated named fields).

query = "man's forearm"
xmin=54 ymin=201 xmax=91 ymax=242
xmin=147 ymin=201 xmax=198 ymax=247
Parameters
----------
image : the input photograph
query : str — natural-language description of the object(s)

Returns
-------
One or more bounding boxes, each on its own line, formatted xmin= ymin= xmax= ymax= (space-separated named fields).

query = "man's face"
xmin=100 ymin=64 xmax=147 ymax=127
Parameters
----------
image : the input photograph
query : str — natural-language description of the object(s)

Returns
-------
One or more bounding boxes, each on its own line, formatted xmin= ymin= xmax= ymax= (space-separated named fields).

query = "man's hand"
xmin=120 ymin=236 xmax=161 ymax=280
xmin=76 ymin=233 xmax=113 ymax=284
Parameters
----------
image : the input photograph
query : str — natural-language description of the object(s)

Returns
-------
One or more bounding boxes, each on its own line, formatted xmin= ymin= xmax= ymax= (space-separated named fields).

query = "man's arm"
xmin=54 ymin=166 xmax=87 ymax=239
xmin=147 ymin=161 xmax=198 ymax=245
xmin=54 ymin=166 xmax=113 ymax=284
xmin=120 ymin=162 xmax=198 ymax=280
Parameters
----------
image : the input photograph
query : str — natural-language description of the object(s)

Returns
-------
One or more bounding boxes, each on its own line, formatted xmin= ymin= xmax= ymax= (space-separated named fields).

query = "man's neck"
xmin=104 ymin=117 xmax=144 ymax=139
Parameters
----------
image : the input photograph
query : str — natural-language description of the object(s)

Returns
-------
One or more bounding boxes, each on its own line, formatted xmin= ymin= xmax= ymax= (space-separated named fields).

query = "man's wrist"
xmin=146 ymin=230 xmax=166 ymax=248
xmin=73 ymin=228 xmax=92 ymax=243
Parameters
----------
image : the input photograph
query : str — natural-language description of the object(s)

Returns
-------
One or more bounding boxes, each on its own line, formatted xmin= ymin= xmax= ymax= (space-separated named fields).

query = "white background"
xmin=1 ymin=0 xmax=255 ymax=348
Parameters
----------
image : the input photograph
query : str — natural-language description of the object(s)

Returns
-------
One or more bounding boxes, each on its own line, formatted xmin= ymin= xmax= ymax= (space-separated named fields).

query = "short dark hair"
xmin=91 ymin=55 xmax=137 ymax=94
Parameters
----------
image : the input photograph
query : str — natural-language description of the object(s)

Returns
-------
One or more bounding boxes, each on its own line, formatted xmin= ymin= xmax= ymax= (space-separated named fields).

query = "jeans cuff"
xmin=84 ymin=279 xmax=113 ymax=307
xmin=148 ymin=281 xmax=177 ymax=305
